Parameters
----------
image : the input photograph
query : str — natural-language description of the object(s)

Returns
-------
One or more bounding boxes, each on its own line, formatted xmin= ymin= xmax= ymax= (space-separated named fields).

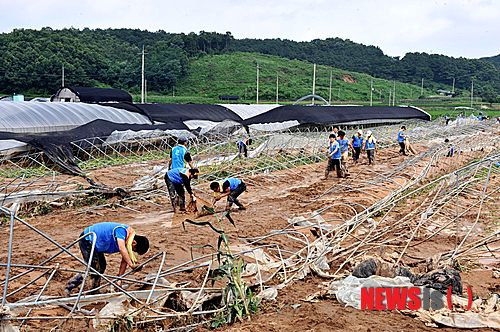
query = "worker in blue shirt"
xmin=324 ymin=134 xmax=343 ymax=179
xmin=237 ymin=138 xmax=252 ymax=158
xmin=165 ymin=167 xmax=199 ymax=212
xmin=168 ymin=137 xmax=193 ymax=170
xmin=210 ymin=177 xmax=247 ymax=211
xmin=65 ymin=222 xmax=149 ymax=294
xmin=364 ymin=130 xmax=377 ymax=165
xmin=350 ymin=129 xmax=363 ymax=163
xmin=337 ymin=130 xmax=350 ymax=176
xmin=397 ymin=126 xmax=407 ymax=156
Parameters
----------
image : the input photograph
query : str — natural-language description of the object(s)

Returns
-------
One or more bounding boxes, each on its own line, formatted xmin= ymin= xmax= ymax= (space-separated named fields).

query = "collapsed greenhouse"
xmin=0 ymin=101 xmax=430 ymax=167
xmin=1 ymin=100 xmax=499 ymax=331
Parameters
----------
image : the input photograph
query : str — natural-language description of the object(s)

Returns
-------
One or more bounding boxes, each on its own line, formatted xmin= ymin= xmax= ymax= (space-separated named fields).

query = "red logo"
xmin=360 ymin=286 xmax=473 ymax=311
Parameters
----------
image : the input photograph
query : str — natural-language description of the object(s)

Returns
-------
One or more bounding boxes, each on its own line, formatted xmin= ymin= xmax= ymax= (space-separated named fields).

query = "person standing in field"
xmin=337 ymin=130 xmax=350 ymax=176
xmin=364 ymin=130 xmax=377 ymax=165
xmin=397 ymin=126 xmax=407 ymax=156
xmin=323 ymin=134 xmax=343 ymax=179
xmin=168 ymin=137 xmax=193 ymax=170
xmin=351 ymin=130 xmax=363 ymax=163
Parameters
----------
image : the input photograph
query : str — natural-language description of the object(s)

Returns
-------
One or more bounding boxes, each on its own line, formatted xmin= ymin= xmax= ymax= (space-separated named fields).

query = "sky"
xmin=0 ymin=0 xmax=499 ymax=59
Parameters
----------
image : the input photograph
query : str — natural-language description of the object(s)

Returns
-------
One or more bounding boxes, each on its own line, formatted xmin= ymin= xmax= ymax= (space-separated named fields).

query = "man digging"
xmin=65 ymin=222 xmax=149 ymax=294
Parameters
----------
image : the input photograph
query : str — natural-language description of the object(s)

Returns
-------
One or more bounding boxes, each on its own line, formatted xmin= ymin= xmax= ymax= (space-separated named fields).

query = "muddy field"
xmin=1 ymin=130 xmax=499 ymax=331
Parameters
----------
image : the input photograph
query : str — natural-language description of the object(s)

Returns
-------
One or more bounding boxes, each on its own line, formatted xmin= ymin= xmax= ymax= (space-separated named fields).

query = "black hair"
xmin=401 ymin=126 xmax=406 ymax=130
xmin=178 ymin=137 xmax=187 ymax=144
xmin=338 ymin=130 xmax=346 ymax=138
xmin=444 ymin=139 xmax=449 ymax=143
xmin=210 ymin=181 xmax=220 ymax=191
xmin=333 ymin=126 xmax=339 ymax=130
xmin=134 ymin=235 xmax=149 ymax=255
xmin=329 ymin=134 xmax=336 ymax=139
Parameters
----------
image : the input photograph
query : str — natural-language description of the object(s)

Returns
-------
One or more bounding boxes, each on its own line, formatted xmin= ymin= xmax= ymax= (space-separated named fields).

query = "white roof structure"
xmin=0 ymin=101 xmax=151 ymax=134
xmin=219 ymin=104 xmax=278 ymax=120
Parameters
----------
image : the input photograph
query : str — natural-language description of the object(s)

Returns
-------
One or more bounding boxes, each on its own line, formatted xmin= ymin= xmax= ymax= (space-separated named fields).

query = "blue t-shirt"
xmin=339 ymin=139 xmax=349 ymax=153
xmin=224 ymin=178 xmax=242 ymax=191
xmin=365 ymin=137 xmax=376 ymax=150
xmin=167 ymin=167 xmax=188 ymax=185
xmin=397 ymin=131 xmax=405 ymax=143
xmin=171 ymin=145 xmax=188 ymax=169
xmin=84 ymin=222 xmax=128 ymax=254
xmin=352 ymin=135 xmax=363 ymax=148
xmin=329 ymin=141 xmax=341 ymax=159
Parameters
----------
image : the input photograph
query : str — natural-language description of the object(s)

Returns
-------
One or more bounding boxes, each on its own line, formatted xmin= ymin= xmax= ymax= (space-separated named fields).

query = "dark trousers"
xmin=325 ymin=158 xmax=343 ymax=178
xmin=366 ymin=149 xmax=375 ymax=164
xmin=238 ymin=145 xmax=248 ymax=158
xmin=165 ymin=173 xmax=186 ymax=210
xmin=353 ymin=147 xmax=361 ymax=161
xmin=399 ymin=142 xmax=406 ymax=155
xmin=66 ymin=233 xmax=106 ymax=293
xmin=227 ymin=182 xmax=246 ymax=208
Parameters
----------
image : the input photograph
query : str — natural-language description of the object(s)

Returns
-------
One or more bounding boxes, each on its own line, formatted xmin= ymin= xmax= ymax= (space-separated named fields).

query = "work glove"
xmin=191 ymin=195 xmax=196 ymax=202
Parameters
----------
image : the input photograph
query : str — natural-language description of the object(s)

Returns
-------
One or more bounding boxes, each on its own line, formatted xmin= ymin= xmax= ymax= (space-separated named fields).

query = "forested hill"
xmin=0 ymin=28 xmax=498 ymax=101
xmin=232 ymin=38 xmax=499 ymax=101
xmin=481 ymin=54 xmax=500 ymax=68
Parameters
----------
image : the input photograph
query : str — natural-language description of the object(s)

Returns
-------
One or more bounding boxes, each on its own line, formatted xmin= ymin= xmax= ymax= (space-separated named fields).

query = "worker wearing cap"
xmin=324 ymin=134 xmax=343 ymax=179
xmin=397 ymin=126 xmax=407 ymax=156
xmin=168 ymin=137 xmax=193 ymax=170
xmin=65 ymin=222 xmax=149 ymax=294
xmin=210 ymin=178 xmax=247 ymax=211
xmin=165 ymin=168 xmax=199 ymax=212
xmin=364 ymin=130 xmax=377 ymax=165
xmin=351 ymin=129 xmax=363 ymax=163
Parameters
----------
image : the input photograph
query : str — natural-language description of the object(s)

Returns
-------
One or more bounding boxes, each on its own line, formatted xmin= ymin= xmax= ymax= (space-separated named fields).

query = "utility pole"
xmin=388 ymin=90 xmax=392 ymax=106
xmin=328 ymin=70 xmax=333 ymax=104
xmin=61 ymin=64 xmax=65 ymax=87
xmin=420 ymin=78 xmax=424 ymax=97
xmin=393 ymin=80 xmax=396 ymax=106
xmin=312 ymin=63 xmax=316 ymax=105
xmin=256 ymin=63 xmax=259 ymax=104
xmin=275 ymin=72 xmax=279 ymax=104
xmin=145 ymin=79 xmax=147 ymax=103
xmin=141 ymin=45 xmax=146 ymax=104
xmin=452 ymin=77 xmax=455 ymax=95
xmin=470 ymin=78 xmax=474 ymax=108
xmin=370 ymin=79 xmax=373 ymax=106
xmin=172 ymin=86 xmax=175 ymax=97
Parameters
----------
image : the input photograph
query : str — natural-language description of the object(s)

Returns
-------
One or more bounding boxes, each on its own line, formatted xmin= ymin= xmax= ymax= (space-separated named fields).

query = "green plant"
xmin=109 ymin=315 xmax=134 ymax=332
xmin=183 ymin=207 xmax=259 ymax=329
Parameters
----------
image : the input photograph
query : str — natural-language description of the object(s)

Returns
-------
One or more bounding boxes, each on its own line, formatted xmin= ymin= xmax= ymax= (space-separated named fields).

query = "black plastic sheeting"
xmin=243 ymin=105 xmax=430 ymax=126
xmin=109 ymin=103 xmax=244 ymax=124
xmin=352 ymin=258 xmax=462 ymax=294
xmin=53 ymin=86 xmax=133 ymax=103
xmin=0 ymin=120 xmax=189 ymax=176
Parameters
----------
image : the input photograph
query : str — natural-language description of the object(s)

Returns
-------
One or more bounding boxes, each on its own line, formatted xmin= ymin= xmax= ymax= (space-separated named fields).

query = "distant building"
xmin=51 ymin=86 xmax=133 ymax=103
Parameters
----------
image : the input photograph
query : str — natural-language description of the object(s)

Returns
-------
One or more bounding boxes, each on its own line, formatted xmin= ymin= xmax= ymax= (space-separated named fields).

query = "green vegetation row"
xmin=0 ymin=28 xmax=498 ymax=101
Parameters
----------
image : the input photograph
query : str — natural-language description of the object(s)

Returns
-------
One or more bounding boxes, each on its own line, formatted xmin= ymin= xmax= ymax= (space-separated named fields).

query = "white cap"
xmin=357 ymin=129 xmax=363 ymax=135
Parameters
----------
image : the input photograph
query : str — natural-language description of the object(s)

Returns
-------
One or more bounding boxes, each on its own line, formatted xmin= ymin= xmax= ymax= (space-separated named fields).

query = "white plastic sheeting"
xmin=0 ymin=101 xmax=152 ymax=134
xmin=219 ymin=104 xmax=278 ymax=120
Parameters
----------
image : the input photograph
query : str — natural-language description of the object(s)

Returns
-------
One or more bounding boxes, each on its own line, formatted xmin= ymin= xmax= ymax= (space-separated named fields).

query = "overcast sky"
xmin=0 ymin=0 xmax=498 ymax=59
